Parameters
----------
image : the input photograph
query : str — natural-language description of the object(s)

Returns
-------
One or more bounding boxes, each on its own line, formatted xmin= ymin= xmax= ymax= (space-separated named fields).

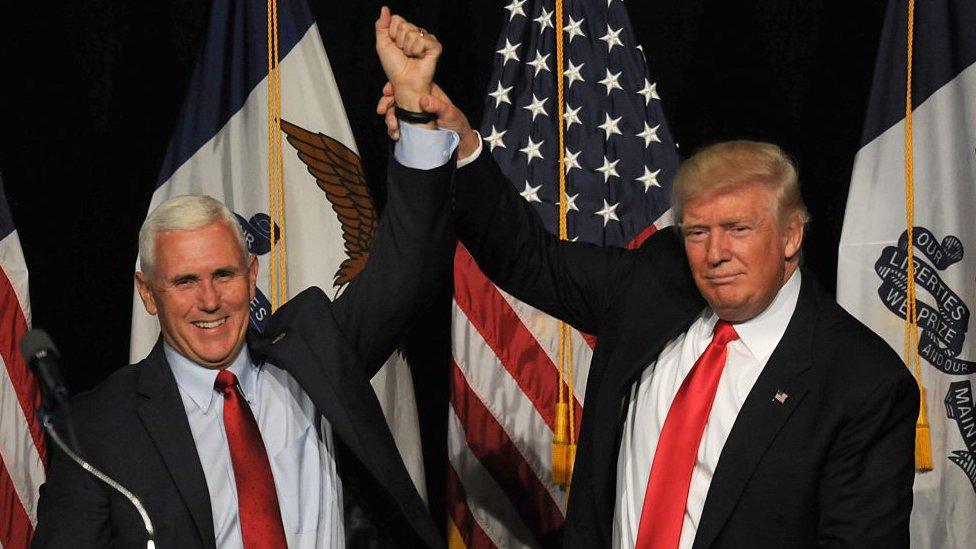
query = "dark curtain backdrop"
xmin=0 ymin=0 xmax=887 ymax=523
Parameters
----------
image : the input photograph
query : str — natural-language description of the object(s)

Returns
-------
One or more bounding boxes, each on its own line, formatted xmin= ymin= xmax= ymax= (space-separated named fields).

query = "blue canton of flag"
xmin=480 ymin=0 xmax=680 ymax=246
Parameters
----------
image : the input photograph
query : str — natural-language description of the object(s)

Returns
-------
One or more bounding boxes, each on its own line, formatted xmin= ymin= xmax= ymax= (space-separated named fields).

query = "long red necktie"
xmin=635 ymin=320 xmax=739 ymax=549
xmin=214 ymin=370 xmax=287 ymax=548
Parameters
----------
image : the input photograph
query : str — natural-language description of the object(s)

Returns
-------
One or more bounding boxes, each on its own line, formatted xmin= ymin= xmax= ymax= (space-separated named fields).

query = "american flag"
xmin=447 ymin=0 xmax=680 ymax=546
xmin=0 ymin=170 xmax=46 ymax=546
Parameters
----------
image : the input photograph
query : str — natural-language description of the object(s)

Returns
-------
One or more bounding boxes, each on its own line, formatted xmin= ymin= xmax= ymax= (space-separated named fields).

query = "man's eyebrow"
xmin=721 ymin=218 xmax=750 ymax=227
xmin=684 ymin=216 xmax=750 ymax=228
xmin=683 ymin=222 xmax=707 ymax=231
xmin=169 ymin=273 xmax=200 ymax=284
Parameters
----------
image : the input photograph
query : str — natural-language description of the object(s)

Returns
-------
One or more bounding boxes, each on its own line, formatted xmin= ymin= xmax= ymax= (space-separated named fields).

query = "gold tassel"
xmin=552 ymin=402 xmax=571 ymax=487
xmin=915 ymin=385 xmax=933 ymax=471
xmin=902 ymin=0 xmax=931 ymax=475
xmin=446 ymin=517 xmax=467 ymax=549
xmin=552 ymin=0 xmax=577 ymax=493
xmin=566 ymin=441 xmax=577 ymax=480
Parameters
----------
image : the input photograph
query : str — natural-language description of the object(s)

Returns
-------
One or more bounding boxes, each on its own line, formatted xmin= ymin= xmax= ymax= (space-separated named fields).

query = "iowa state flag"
xmin=837 ymin=0 xmax=976 ymax=546
xmin=129 ymin=0 xmax=426 ymax=504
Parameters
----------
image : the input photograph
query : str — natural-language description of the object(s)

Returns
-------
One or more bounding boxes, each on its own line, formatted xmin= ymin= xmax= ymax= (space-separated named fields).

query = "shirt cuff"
xmin=394 ymin=122 xmax=460 ymax=169
xmin=456 ymin=130 xmax=484 ymax=169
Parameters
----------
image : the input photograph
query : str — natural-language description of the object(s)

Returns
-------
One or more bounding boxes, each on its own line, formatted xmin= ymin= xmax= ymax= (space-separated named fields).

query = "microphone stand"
xmin=39 ymin=406 xmax=157 ymax=548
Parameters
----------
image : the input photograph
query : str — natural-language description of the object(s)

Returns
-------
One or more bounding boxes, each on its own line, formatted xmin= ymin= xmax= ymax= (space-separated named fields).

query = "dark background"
xmin=1 ymin=0 xmax=888 ymax=522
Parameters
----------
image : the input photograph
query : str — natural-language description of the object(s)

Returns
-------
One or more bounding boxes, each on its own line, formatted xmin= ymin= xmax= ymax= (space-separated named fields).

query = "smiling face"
xmin=135 ymin=221 xmax=257 ymax=369
xmin=682 ymin=182 xmax=803 ymax=322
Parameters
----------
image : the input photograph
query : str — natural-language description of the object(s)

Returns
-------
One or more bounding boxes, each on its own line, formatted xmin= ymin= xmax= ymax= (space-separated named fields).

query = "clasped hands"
xmin=374 ymin=6 xmax=480 ymax=159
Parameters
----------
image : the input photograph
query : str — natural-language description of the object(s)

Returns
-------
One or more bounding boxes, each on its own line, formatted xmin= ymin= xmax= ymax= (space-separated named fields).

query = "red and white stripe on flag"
xmin=448 ymin=243 xmax=591 ymax=546
xmin=447 ymin=220 xmax=668 ymax=547
xmin=0 ymin=206 xmax=46 ymax=547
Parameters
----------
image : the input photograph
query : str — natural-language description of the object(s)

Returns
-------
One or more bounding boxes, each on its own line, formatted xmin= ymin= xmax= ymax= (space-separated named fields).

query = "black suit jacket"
xmin=32 ymin=157 xmax=454 ymax=548
xmin=454 ymin=151 xmax=918 ymax=548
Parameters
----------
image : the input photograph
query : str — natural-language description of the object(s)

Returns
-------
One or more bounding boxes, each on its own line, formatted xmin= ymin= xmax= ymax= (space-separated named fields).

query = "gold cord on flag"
xmin=267 ymin=0 xmax=287 ymax=311
xmin=903 ymin=0 xmax=932 ymax=472
xmin=551 ymin=0 xmax=577 ymax=491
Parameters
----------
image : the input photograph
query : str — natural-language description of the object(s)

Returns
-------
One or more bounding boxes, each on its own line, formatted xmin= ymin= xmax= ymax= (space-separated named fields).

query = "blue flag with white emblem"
xmin=838 ymin=0 xmax=976 ymax=545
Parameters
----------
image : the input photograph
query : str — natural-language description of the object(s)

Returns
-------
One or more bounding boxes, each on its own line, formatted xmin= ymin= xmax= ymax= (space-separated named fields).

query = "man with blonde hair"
xmin=378 ymin=36 xmax=917 ymax=542
xmin=456 ymin=133 xmax=916 ymax=548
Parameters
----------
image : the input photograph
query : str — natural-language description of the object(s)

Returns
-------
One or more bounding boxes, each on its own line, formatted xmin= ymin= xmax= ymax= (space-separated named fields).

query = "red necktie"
xmin=635 ymin=320 xmax=739 ymax=549
xmin=214 ymin=370 xmax=287 ymax=548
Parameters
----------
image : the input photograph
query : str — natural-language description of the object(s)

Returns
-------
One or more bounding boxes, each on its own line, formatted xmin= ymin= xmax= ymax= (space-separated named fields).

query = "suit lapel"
xmin=257 ymin=322 xmax=442 ymax=548
xmin=692 ymin=275 xmax=819 ymax=549
xmin=135 ymin=342 xmax=216 ymax=549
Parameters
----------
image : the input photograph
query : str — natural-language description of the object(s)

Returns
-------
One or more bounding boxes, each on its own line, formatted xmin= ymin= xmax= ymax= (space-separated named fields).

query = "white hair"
xmin=138 ymin=194 xmax=247 ymax=277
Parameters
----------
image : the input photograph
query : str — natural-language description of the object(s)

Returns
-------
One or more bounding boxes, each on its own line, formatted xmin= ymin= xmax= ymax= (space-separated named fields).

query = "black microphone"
xmin=19 ymin=330 xmax=156 ymax=545
xmin=20 ymin=329 xmax=70 ymax=409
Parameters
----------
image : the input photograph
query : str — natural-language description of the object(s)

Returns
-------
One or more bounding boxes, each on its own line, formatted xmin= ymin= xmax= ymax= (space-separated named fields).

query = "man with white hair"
xmin=34 ymin=8 xmax=452 ymax=548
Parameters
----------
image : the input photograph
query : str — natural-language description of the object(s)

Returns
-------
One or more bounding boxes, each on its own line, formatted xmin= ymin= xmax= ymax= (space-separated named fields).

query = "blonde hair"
xmin=672 ymin=140 xmax=810 ymax=230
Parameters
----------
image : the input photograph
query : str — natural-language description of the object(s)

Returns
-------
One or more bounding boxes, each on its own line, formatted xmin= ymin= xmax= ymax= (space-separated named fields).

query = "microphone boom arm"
xmin=40 ymin=409 xmax=156 ymax=548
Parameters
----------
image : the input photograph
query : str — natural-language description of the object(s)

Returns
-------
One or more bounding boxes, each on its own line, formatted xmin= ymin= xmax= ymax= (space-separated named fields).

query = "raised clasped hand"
xmin=374 ymin=6 xmax=440 ymax=111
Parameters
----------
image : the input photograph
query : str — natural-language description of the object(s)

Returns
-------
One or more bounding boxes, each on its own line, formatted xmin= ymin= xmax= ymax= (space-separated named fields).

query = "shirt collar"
xmin=703 ymin=269 xmax=802 ymax=362
xmin=165 ymin=343 xmax=259 ymax=413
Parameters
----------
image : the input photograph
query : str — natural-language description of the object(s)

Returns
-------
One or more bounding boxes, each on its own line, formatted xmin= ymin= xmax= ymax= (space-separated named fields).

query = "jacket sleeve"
xmin=328 ymin=153 xmax=455 ymax=376
xmin=816 ymin=366 xmax=918 ymax=547
xmin=454 ymin=146 xmax=637 ymax=335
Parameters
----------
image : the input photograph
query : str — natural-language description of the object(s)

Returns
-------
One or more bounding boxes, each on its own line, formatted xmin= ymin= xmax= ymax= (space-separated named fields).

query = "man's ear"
xmin=135 ymin=272 xmax=158 ymax=316
xmin=783 ymin=214 xmax=805 ymax=260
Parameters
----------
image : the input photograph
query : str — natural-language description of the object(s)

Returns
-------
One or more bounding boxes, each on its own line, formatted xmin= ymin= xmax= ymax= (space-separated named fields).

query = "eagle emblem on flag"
xmin=281 ymin=119 xmax=378 ymax=287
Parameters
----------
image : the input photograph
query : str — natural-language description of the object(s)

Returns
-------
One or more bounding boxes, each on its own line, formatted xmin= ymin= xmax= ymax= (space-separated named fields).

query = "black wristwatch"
xmin=395 ymin=106 xmax=437 ymax=124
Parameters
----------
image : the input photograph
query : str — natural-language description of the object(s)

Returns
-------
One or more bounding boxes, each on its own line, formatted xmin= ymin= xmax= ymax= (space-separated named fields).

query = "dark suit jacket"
xmin=32 ymin=157 xmax=454 ymax=548
xmin=454 ymin=150 xmax=918 ymax=548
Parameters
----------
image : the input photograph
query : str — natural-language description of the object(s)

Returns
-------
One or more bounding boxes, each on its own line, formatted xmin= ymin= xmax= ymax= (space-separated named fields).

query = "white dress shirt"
xmin=395 ymin=121 xmax=460 ymax=168
xmin=612 ymin=270 xmax=802 ymax=548
xmin=167 ymin=344 xmax=344 ymax=548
